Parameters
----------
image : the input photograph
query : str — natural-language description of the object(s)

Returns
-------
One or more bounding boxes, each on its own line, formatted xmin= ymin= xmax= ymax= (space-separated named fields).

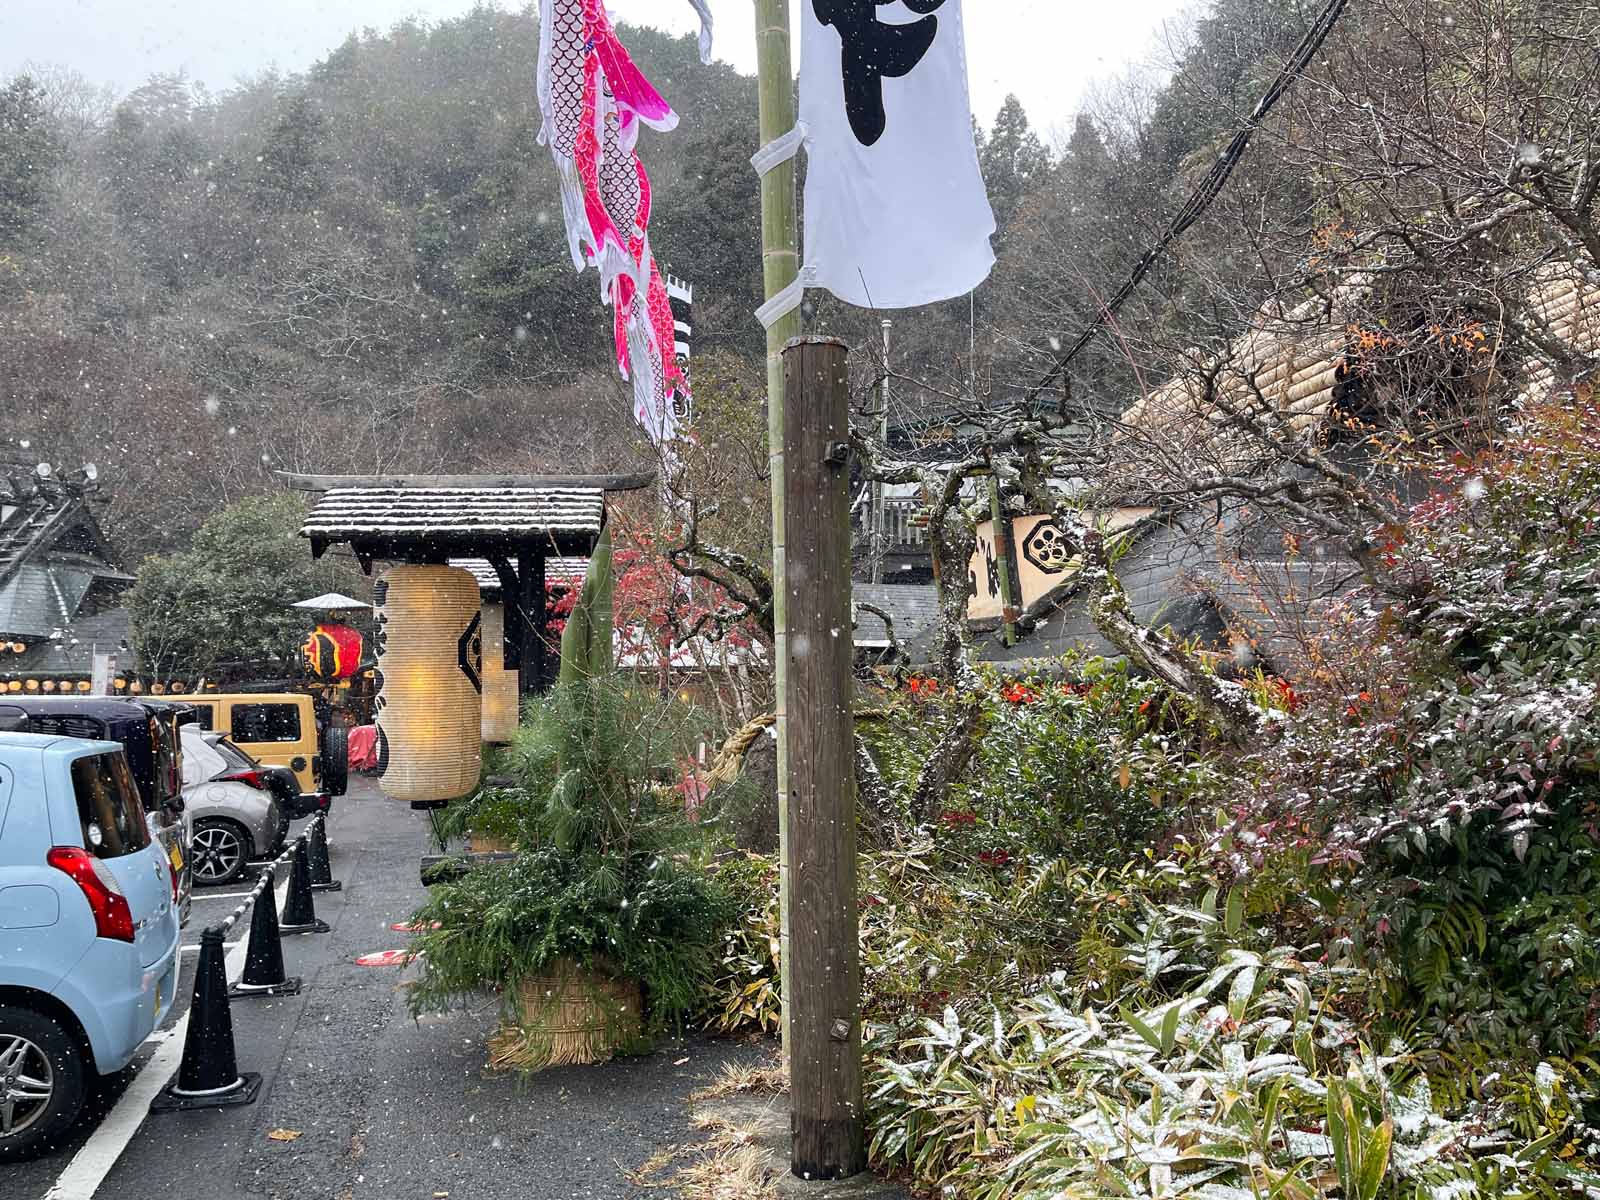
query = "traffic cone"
xmin=230 ymin=867 xmax=302 ymax=998
xmin=152 ymin=927 xmax=262 ymax=1112
xmin=307 ymin=815 xmax=342 ymax=893
xmin=279 ymin=839 xmax=330 ymax=935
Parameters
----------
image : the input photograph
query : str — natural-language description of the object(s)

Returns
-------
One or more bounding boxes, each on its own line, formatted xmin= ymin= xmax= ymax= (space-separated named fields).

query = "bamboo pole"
xmin=753 ymin=0 xmax=801 ymax=1054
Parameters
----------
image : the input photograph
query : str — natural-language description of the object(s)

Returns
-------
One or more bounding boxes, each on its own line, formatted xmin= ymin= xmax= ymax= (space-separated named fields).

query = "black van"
xmin=0 ymin=696 xmax=194 ymax=924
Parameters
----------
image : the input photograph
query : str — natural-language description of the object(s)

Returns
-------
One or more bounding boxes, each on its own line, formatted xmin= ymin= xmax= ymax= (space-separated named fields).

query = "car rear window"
xmin=28 ymin=713 xmax=109 ymax=740
xmin=210 ymin=737 xmax=256 ymax=771
xmin=180 ymin=732 xmax=230 ymax=785
xmin=231 ymin=703 xmax=301 ymax=743
xmin=71 ymin=752 xmax=151 ymax=859
xmin=151 ymin=714 xmax=183 ymax=801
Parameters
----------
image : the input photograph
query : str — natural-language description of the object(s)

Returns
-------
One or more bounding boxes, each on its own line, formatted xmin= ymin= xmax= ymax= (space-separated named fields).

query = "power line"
xmin=1025 ymin=0 xmax=1350 ymax=407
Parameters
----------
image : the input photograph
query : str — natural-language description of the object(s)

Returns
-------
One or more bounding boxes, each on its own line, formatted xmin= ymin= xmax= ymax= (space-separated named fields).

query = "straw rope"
xmin=488 ymin=961 xmax=643 ymax=1072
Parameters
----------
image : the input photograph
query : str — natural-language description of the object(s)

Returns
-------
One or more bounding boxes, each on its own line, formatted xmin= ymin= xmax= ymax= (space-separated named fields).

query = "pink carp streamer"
xmin=537 ymin=0 xmax=708 ymax=443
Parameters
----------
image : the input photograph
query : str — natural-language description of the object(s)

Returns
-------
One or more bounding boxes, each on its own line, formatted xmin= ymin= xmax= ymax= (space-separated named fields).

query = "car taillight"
xmin=222 ymin=769 xmax=267 ymax=790
xmin=47 ymin=846 xmax=136 ymax=942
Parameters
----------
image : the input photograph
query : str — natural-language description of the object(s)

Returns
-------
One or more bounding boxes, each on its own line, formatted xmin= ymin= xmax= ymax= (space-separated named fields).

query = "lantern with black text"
xmin=373 ymin=565 xmax=482 ymax=808
xmin=480 ymin=602 xmax=519 ymax=744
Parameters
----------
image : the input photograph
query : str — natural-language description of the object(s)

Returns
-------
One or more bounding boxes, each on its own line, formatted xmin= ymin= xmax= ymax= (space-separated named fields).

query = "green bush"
xmin=861 ymin=655 xmax=1225 ymax=868
xmin=864 ymin=872 xmax=1600 ymax=1200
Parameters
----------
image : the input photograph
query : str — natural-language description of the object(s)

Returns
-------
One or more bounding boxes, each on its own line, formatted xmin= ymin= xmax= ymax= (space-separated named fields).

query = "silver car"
xmin=179 ymin=725 xmax=284 ymax=886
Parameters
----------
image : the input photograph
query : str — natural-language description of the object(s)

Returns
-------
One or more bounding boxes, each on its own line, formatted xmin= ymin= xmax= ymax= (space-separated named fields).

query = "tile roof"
xmin=451 ymin=557 xmax=591 ymax=593
xmin=0 ymin=470 xmax=125 ymax=640
xmin=0 ymin=477 xmax=85 ymax=590
xmin=853 ymin=583 xmax=941 ymax=648
xmin=1 ymin=607 xmax=132 ymax=678
xmin=614 ymin=627 xmax=766 ymax=670
xmin=301 ymin=487 xmax=606 ymax=544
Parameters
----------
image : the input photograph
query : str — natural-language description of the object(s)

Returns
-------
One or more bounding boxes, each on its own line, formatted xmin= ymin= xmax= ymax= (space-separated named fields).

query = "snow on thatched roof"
xmin=301 ymin=486 xmax=606 ymax=561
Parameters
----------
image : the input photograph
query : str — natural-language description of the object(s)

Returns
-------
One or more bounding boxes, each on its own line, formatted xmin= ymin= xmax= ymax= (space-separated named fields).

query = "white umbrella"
xmin=291 ymin=592 xmax=371 ymax=612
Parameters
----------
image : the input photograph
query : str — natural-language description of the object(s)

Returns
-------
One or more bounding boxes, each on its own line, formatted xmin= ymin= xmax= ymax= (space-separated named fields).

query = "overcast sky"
xmin=1 ymin=0 xmax=1190 ymax=139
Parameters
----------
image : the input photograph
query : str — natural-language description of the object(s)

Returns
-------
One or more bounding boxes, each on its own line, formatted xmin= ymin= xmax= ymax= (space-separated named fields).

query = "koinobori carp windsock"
xmin=536 ymin=0 xmax=707 ymax=444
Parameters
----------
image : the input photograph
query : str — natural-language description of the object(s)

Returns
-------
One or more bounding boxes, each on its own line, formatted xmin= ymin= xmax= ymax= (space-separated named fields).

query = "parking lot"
xmin=11 ymin=775 xmax=763 ymax=1200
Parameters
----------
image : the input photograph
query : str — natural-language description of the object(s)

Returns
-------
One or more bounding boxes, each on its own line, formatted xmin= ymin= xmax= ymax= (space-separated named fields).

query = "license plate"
xmin=169 ymin=844 xmax=184 ymax=873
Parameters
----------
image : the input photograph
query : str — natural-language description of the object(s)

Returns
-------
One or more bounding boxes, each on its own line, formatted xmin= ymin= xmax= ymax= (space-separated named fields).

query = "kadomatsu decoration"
xmin=536 ymin=0 xmax=708 ymax=443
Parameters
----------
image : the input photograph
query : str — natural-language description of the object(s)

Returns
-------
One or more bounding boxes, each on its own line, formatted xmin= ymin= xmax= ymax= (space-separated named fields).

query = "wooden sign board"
xmin=968 ymin=510 xmax=1154 ymax=621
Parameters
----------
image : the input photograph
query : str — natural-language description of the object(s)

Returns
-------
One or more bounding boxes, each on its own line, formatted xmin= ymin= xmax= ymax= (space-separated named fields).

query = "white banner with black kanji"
xmin=798 ymin=0 xmax=996 ymax=310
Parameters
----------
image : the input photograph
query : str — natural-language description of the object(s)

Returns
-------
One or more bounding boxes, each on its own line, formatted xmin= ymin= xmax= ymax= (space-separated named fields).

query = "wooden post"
xmin=783 ymin=337 xmax=864 ymax=1180
xmin=489 ymin=557 xmax=523 ymax=672
xmin=987 ymin=471 xmax=1018 ymax=647
xmin=518 ymin=549 xmax=549 ymax=697
xmin=753 ymin=0 xmax=802 ymax=1054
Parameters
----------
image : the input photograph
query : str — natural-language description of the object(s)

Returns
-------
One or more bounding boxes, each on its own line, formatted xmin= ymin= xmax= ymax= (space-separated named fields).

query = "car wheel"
xmin=322 ymin=725 xmax=350 ymax=797
xmin=191 ymin=819 xmax=249 ymax=886
xmin=0 ymin=1004 xmax=87 ymax=1163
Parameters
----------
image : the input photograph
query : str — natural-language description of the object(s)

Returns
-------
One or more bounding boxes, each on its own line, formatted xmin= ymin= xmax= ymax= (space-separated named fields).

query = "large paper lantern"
xmin=374 ymin=565 xmax=482 ymax=808
xmin=481 ymin=602 xmax=519 ymax=745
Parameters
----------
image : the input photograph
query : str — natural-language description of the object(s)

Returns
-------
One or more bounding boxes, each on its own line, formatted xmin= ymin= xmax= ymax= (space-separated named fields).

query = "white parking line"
xmin=42 ymin=867 xmax=295 ymax=1200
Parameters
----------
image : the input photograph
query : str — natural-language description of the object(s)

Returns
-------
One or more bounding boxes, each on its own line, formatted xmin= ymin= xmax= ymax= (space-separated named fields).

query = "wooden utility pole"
xmin=782 ymin=336 xmax=864 ymax=1180
xmin=753 ymin=0 xmax=801 ymax=1053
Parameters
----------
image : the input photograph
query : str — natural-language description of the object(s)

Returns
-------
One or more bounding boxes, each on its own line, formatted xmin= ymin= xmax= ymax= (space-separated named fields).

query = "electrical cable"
xmin=1024 ymin=0 xmax=1349 ymax=407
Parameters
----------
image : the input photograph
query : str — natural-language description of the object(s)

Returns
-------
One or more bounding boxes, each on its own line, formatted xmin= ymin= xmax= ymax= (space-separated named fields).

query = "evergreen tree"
xmin=0 ymin=76 xmax=62 ymax=248
xmin=254 ymin=92 xmax=327 ymax=211
xmin=979 ymin=94 xmax=1051 ymax=239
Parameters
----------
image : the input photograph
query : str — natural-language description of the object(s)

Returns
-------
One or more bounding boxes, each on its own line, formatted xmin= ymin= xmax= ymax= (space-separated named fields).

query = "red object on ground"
xmin=349 ymin=724 xmax=379 ymax=771
xmin=355 ymin=950 xmax=413 ymax=968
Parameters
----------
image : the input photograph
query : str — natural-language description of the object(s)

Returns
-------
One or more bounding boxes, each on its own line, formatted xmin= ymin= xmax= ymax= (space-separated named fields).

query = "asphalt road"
xmin=13 ymin=775 xmax=766 ymax=1200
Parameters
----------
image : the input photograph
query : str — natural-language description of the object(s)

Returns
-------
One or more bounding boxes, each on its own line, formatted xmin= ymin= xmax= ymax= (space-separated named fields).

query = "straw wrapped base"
xmin=468 ymin=833 xmax=514 ymax=854
xmin=488 ymin=960 xmax=643 ymax=1073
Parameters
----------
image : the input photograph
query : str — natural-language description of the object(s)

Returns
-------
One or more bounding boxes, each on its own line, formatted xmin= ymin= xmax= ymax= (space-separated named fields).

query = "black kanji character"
xmin=814 ymin=0 xmax=948 ymax=147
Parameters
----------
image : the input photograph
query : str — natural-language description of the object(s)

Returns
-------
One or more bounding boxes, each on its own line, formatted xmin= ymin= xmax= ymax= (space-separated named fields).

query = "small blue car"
xmin=0 ymin=731 xmax=181 ymax=1161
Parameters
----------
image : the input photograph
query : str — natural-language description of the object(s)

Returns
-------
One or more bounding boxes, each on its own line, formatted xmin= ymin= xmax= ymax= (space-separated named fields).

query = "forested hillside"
xmin=1 ymin=10 xmax=768 ymax=558
xmin=5 ymin=0 xmax=1589 ymax=565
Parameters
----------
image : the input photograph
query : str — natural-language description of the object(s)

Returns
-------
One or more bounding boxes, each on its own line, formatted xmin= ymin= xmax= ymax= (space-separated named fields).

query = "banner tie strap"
xmin=750 ymin=124 xmax=806 ymax=178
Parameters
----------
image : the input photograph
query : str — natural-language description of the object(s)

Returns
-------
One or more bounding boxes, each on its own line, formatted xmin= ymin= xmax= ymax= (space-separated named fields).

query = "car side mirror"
xmin=164 ymin=796 xmax=186 ymax=816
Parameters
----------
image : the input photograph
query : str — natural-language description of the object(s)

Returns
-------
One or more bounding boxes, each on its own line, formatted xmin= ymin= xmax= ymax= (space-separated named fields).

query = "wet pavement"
xmin=13 ymin=775 xmax=766 ymax=1199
